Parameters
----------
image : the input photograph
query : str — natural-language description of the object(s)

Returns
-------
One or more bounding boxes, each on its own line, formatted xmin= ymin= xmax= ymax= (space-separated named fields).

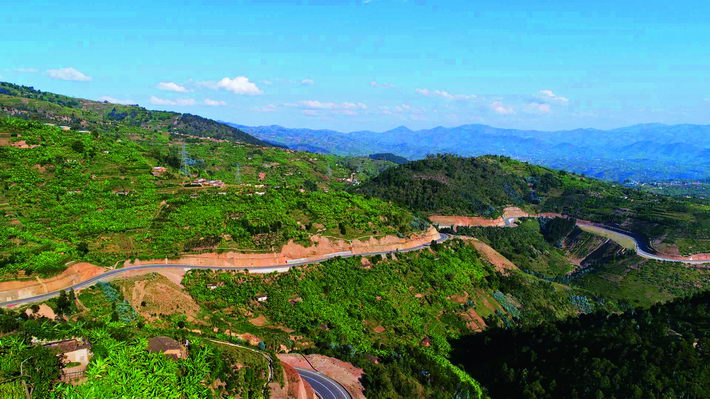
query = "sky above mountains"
xmin=2 ymin=0 xmax=709 ymax=131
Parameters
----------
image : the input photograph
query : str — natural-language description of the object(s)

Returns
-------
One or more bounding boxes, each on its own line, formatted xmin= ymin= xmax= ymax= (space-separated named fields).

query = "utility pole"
xmin=180 ymin=143 xmax=190 ymax=177
xmin=234 ymin=164 xmax=241 ymax=184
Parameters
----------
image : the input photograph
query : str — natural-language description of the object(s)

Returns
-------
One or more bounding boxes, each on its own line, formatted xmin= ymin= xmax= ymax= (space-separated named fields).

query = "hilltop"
xmin=355 ymin=154 xmax=710 ymax=255
xmin=0 ymin=82 xmax=267 ymax=146
xmin=236 ymin=122 xmax=710 ymax=182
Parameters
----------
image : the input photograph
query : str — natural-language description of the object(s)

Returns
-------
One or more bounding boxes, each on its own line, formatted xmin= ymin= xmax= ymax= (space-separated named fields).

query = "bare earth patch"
xmin=249 ymin=314 xmax=268 ymax=327
xmin=464 ymin=238 xmax=518 ymax=274
xmin=25 ymin=303 xmax=56 ymax=319
xmin=113 ymin=273 xmax=200 ymax=322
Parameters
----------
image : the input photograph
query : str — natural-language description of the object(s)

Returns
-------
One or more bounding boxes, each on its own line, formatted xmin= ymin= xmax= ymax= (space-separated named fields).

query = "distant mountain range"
xmin=230 ymin=123 xmax=710 ymax=182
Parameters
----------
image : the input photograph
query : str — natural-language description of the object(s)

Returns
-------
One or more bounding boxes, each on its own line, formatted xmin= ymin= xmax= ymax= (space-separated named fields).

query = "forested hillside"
xmin=1 ymin=84 xmax=708 ymax=399
xmin=451 ymin=292 xmax=710 ymax=399
xmin=356 ymin=154 xmax=710 ymax=255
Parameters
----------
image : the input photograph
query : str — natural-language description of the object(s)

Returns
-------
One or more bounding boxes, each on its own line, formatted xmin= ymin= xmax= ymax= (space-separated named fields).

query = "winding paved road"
xmin=573 ymin=222 xmax=709 ymax=265
xmin=0 ymin=234 xmax=449 ymax=307
xmin=296 ymin=368 xmax=352 ymax=399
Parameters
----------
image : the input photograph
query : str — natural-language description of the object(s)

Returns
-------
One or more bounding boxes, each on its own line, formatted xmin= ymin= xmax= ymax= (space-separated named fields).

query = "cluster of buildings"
xmin=186 ymin=178 xmax=225 ymax=187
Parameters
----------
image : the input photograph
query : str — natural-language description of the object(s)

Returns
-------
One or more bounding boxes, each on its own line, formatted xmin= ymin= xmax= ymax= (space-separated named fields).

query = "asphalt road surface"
xmin=575 ymin=223 xmax=709 ymax=265
xmin=0 ymin=233 xmax=449 ymax=307
xmin=296 ymin=368 xmax=352 ymax=399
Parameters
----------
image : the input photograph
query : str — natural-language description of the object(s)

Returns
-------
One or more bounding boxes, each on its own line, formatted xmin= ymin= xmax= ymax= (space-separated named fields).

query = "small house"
xmin=151 ymin=166 xmax=167 ymax=176
xmin=42 ymin=338 xmax=92 ymax=382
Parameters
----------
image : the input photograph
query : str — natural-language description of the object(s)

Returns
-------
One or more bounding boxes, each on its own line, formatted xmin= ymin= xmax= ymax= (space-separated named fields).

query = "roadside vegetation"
xmin=184 ymin=239 xmax=605 ymax=398
xmin=2 ymin=83 xmax=709 ymax=398
xmin=0 ymin=116 xmax=416 ymax=277
xmin=356 ymin=154 xmax=710 ymax=254
xmin=454 ymin=218 xmax=710 ymax=307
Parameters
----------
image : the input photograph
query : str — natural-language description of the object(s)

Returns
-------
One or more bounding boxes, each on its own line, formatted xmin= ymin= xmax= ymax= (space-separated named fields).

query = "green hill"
xmin=355 ymin=154 xmax=710 ymax=255
xmin=0 ymin=82 xmax=266 ymax=145
xmin=0 ymin=89 xmax=419 ymax=277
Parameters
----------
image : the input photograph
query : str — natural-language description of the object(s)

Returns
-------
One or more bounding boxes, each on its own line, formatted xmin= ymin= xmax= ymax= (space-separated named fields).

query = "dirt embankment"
xmin=0 ymin=262 xmax=106 ymax=303
xmin=461 ymin=237 xmax=518 ymax=275
xmin=125 ymin=227 xmax=440 ymax=268
xmin=112 ymin=273 xmax=200 ymax=322
xmin=1 ymin=229 xmax=440 ymax=303
xmin=430 ymin=215 xmax=506 ymax=227
xmin=270 ymin=362 xmax=317 ymax=399
xmin=429 ymin=207 xmax=530 ymax=228
xmin=278 ymin=354 xmax=365 ymax=399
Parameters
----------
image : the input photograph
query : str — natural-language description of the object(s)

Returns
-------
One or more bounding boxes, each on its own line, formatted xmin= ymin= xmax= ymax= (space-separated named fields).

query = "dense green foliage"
xmin=185 ymin=240 xmax=599 ymax=398
xmin=356 ymin=154 xmax=542 ymax=217
xmin=0 ymin=305 xmax=272 ymax=398
xmin=0 ymin=82 xmax=266 ymax=145
xmin=457 ymin=219 xmax=575 ymax=278
xmin=0 ymin=116 xmax=417 ymax=276
xmin=451 ymin=293 xmax=710 ymax=399
xmin=572 ymin=249 xmax=710 ymax=307
xmin=456 ymin=218 xmax=710 ymax=306
xmin=356 ymin=154 xmax=710 ymax=254
xmin=2 ymin=82 xmax=708 ymax=399
xmin=368 ymin=153 xmax=409 ymax=164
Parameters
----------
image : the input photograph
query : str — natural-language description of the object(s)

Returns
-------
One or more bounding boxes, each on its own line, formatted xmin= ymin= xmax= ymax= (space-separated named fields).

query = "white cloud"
xmin=206 ymin=76 xmax=263 ymax=95
xmin=416 ymin=88 xmax=476 ymax=101
xmin=538 ymin=90 xmax=569 ymax=103
xmin=149 ymin=96 xmax=196 ymax=106
xmin=261 ymin=80 xmax=273 ymax=86
xmin=296 ymin=100 xmax=367 ymax=110
xmin=203 ymin=98 xmax=227 ymax=106
xmin=285 ymin=100 xmax=367 ymax=116
xmin=98 ymin=96 xmax=134 ymax=105
xmin=490 ymin=101 xmax=515 ymax=115
xmin=379 ymin=104 xmax=414 ymax=115
xmin=157 ymin=82 xmax=188 ymax=92
xmin=300 ymin=78 xmax=315 ymax=86
xmin=370 ymin=81 xmax=396 ymax=88
xmin=254 ymin=104 xmax=278 ymax=112
xmin=525 ymin=102 xmax=551 ymax=114
xmin=15 ymin=68 xmax=38 ymax=73
xmin=46 ymin=67 xmax=92 ymax=81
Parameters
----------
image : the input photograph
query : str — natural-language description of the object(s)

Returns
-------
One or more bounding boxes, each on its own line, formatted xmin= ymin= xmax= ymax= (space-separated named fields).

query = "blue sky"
xmin=2 ymin=0 xmax=709 ymax=131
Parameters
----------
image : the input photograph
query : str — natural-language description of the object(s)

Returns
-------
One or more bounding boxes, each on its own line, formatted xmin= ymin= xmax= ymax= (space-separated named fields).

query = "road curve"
xmin=0 ymin=234 xmax=449 ymax=307
xmin=573 ymin=223 xmax=709 ymax=265
xmin=296 ymin=368 xmax=352 ymax=399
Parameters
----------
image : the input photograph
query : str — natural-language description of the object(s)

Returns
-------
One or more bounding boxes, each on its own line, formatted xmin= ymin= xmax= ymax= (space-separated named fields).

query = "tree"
xmin=76 ymin=242 xmax=89 ymax=256
xmin=56 ymin=290 xmax=70 ymax=316
xmin=70 ymin=140 xmax=85 ymax=153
